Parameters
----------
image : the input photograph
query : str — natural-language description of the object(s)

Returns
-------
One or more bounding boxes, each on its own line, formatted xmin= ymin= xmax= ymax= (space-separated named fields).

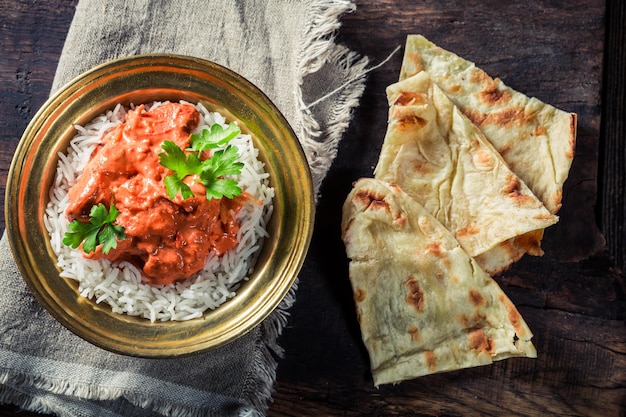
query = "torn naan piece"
xmin=473 ymin=228 xmax=546 ymax=274
xmin=341 ymin=178 xmax=537 ymax=386
xmin=375 ymin=71 xmax=557 ymax=261
xmin=399 ymin=34 xmax=576 ymax=215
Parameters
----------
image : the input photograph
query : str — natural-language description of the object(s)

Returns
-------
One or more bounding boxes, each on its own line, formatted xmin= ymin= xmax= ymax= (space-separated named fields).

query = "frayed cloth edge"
xmin=238 ymin=2 xmax=369 ymax=416
xmin=295 ymin=0 xmax=369 ymax=201
xmin=0 ymin=371 xmax=243 ymax=417
xmin=0 ymin=383 xmax=57 ymax=417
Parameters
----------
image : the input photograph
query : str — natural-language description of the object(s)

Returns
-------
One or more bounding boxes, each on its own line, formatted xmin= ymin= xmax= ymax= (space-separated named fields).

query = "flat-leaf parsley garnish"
xmin=63 ymin=203 xmax=126 ymax=254
xmin=159 ymin=122 xmax=244 ymax=200
xmin=190 ymin=121 xmax=241 ymax=152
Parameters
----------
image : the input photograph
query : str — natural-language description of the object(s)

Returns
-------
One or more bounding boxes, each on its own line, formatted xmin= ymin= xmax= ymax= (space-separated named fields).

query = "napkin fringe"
xmin=0 ymin=374 xmax=55 ymax=416
xmin=239 ymin=1 xmax=368 ymax=414
xmin=1 ymin=370 xmax=234 ymax=417
xmin=296 ymin=0 xmax=369 ymax=199
xmin=0 ymin=372 xmax=94 ymax=416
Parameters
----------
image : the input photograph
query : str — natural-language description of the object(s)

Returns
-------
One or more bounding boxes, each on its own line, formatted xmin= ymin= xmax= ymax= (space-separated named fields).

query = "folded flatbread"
xmin=341 ymin=178 xmax=537 ymax=386
xmin=399 ymin=34 xmax=576 ymax=215
xmin=375 ymin=71 xmax=557 ymax=261
xmin=397 ymin=35 xmax=576 ymax=273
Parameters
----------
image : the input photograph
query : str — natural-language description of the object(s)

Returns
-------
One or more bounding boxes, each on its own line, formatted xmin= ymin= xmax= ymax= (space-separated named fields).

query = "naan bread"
xmin=398 ymin=35 xmax=576 ymax=273
xmin=341 ymin=178 xmax=536 ymax=386
xmin=399 ymin=34 xmax=576 ymax=215
xmin=375 ymin=70 xmax=558 ymax=259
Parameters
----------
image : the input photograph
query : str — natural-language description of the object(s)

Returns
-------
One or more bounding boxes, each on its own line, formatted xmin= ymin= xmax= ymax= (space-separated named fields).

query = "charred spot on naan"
xmin=408 ymin=325 xmax=421 ymax=342
xmin=467 ymin=328 xmax=494 ymax=355
xmin=468 ymin=68 xmax=490 ymax=85
xmin=479 ymin=86 xmax=512 ymax=107
xmin=481 ymin=85 xmax=511 ymax=107
xmin=470 ymin=140 xmax=496 ymax=171
xmin=446 ymin=83 xmax=463 ymax=94
xmin=469 ymin=70 xmax=512 ymax=107
xmin=410 ymin=159 xmax=434 ymax=175
xmin=486 ymin=107 xmax=535 ymax=128
xmin=465 ymin=106 xmax=536 ymax=130
xmin=354 ymin=287 xmax=367 ymax=303
xmin=503 ymin=175 xmax=537 ymax=206
xmin=456 ymin=226 xmax=480 ymax=240
xmin=498 ymin=293 xmax=526 ymax=338
xmin=471 ymin=149 xmax=496 ymax=171
xmin=533 ymin=125 xmax=547 ymax=136
xmin=425 ymin=241 xmax=444 ymax=257
xmin=458 ymin=310 xmax=490 ymax=330
xmin=502 ymin=175 xmax=522 ymax=195
xmin=395 ymin=113 xmax=428 ymax=131
xmin=405 ymin=275 xmax=425 ymax=312
xmin=400 ymin=52 xmax=425 ymax=79
xmin=424 ymin=350 xmax=437 ymax=372
xmin=421 ymin=239 xmax=452 ymax=270
xmin=463 ymin=108 xmax=487 ymax=127
xmin=354 ymin=189 xmax=390 ymax=212
xmin=469 ymin=288 xmax=487 ymax=307
xmin=394 ymin=91 xmax=426 ymax=106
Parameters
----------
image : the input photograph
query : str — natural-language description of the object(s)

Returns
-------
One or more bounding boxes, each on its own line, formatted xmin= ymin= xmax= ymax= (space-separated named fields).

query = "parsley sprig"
xmin=159 ymin=122 xmax=244 ymax=200
xmin=63 ymin=203 xmax=126 ymax=254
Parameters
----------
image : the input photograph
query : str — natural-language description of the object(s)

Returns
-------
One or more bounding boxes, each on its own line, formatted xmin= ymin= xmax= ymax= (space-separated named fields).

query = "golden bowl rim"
xmin=4 ymin=53 xmax=315 ymax=358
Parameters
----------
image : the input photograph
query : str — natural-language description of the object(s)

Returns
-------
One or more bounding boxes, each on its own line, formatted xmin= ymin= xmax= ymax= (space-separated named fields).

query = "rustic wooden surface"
xmin=1 ymin=1 xmax=624 ymax=416
xmin=601 ymin=0 xmax=626 ymax=273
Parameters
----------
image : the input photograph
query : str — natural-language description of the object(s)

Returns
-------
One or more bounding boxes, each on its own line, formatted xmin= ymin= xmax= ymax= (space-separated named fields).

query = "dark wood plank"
xmin=600 ymin=0 xmax=626 ymax=272
xmin=0 ymin=0 xmax=78 ymax=232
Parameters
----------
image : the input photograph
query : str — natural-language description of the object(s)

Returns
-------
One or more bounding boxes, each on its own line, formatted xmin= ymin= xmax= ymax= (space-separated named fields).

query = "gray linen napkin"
xmin=0 ymin=0 xmax=368 ymax=416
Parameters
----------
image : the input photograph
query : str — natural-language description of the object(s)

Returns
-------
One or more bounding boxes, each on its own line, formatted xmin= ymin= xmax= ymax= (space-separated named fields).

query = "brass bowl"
xmin=5 ymin=54 xmax=315 ymax=357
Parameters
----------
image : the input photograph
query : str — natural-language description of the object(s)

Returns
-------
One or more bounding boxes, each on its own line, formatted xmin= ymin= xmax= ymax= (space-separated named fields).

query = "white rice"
xmin=44 ymin=101 xmax=275 ymax=322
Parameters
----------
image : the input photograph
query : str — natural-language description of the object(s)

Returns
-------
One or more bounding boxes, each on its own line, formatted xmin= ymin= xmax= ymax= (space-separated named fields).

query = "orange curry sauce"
xmin=66 ymin=102 xmax=247 ymax=285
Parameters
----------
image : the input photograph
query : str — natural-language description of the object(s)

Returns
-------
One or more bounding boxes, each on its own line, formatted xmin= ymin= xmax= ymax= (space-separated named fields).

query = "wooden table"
xmin=1 ymin=1 xmax=624 ymax=416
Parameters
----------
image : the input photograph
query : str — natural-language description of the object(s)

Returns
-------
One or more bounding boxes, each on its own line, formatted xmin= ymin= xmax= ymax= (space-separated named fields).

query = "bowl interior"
xmin=5 ymin=55 xmax=315 ymax=357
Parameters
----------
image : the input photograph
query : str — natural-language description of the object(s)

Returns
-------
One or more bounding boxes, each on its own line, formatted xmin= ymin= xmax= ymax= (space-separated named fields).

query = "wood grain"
xmin=601 ymin=0 xmax=626 ymax=273
xmin=0 ymin=0 xmax=78 ymax=232
xmin=0 ymin=1 xmax=624 ymax=416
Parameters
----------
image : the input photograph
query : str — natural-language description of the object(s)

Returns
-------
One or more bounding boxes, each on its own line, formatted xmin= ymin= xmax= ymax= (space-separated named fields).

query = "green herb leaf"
xmin=164 ymin=174 xmax=195 ymax=200
xmin=158 ymin=123 xmax=244 ymax=201
xmin=99 ymin=222 xmax=126 ymax=254
xmin=203 ymin=176 xmax=242 ymax=200
xmin=159 ymin=140 xmax=205 ymax=199
xmin=63 ymin=203 xmax=126 ymax=254
xmin=190 ymin=122 xmax=241 ymax=152
xmin=158 ymin=140 xmax=203 ymax=178
xmin=199 ymin=145 xmax=244 ymax=199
